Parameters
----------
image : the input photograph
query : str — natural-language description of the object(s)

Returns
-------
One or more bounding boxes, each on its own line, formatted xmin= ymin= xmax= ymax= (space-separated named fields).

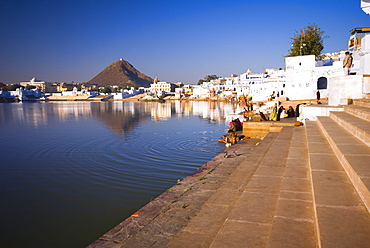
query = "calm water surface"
xmin=0 ymin=101 xmax=243 ymax=248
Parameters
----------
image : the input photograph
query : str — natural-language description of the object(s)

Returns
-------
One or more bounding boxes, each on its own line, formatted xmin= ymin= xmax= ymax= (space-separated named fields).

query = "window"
xmin=317 ymin=77 xmax=327 ymax=89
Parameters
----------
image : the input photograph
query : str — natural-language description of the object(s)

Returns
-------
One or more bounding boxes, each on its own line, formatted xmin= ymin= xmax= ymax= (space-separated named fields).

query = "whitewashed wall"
xmin=328 ymin=75 xmax=364 ymax=106
xmin=360 ymin=34 xmax=370 ymax=75
xmin=285 ymin=55 xmax=317 ymax=100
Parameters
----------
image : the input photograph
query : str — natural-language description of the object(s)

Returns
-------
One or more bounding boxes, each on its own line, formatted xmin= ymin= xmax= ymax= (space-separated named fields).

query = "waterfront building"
xmin=240 ymin=69 xmax=286 ymax=101
xmin=181 ymin=84 xmax=194 ymax=96
xmin=0 ymin=87 xmax=44 ymax=101
xmin=284 ymin=54 xmax=344 ymax=101
xmin=188 ymin=24 xmax=370 ymax=105
xmin=150 ymin=77 xmax=179 ymax=95
xmin=81 ymin=84 xmax=98 ymax=91
xmin=56 ymin=82 xmax=79 ymax=92
xmin=262 ymin=70 xmax=287 ymax=101
xmin=192 ymin=80 xmax=226 ymax=99
xmin=112 ymin=88 xmax=142 ymax=100
xmin=224 ymin=74 xmax=247 ymax=96
xmin=20 ymin=77 xmax=56 ymax=93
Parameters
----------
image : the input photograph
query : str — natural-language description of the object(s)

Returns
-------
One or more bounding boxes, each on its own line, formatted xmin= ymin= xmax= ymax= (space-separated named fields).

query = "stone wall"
xmin=328 ymin=75 xmax=364 ymax=106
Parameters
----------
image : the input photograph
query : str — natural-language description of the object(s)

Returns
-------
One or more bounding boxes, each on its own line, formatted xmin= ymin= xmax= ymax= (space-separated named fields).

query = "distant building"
xmin=348 ymin=27 xmax=370 ymax=51
xmin=150 ymin=77 xmax=178 ymax=94
xmin=20 ymin=77 xmax=56 ymax=92
xmin=81 ymin=84 xmax=98 ymax=91
xmin=56 ymin=82 xmax=76 ymax=92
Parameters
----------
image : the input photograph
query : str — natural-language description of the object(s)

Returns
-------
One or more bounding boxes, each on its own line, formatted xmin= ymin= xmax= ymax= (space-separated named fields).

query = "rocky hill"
xmin=87 ymin=59 xmax=153 ymax=87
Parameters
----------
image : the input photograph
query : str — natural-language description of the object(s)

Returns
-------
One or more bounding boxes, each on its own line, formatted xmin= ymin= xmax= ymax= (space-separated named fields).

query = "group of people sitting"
xmin=219 ymin=118 xmax=244 ymax=146
xmin=219 ymin=102 xmax=299 ymax=146
xmin=219 ymin=130 xmax=239 ymax=146
xmin=228 ymin=118 xmax=243 ymax=132
xmin=260 ymin=104 xmax=296 ymax=121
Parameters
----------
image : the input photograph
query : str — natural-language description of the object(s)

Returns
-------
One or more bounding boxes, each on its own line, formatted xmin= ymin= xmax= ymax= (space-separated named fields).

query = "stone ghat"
xmin=88 ymin=98 xmax=370 ymax=248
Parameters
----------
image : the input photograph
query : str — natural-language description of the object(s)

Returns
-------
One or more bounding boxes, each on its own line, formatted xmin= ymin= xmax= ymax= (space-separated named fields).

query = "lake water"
xmin=0 ymin=100 xmax=244 ymax=248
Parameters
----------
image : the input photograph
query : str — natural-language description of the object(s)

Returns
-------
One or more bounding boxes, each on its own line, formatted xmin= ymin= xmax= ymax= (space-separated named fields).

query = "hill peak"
xmin=88 ymin=59 xmax=153 ymax=87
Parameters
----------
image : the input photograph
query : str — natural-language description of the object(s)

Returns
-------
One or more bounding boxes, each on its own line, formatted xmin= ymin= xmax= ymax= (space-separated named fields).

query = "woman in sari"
xmin=270 ymin=103 xmax=278 ymax=121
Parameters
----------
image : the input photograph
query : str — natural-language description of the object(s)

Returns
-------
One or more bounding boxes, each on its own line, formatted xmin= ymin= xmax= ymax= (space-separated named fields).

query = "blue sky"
xmin=0 ymin=0 xmax=368 ymax=85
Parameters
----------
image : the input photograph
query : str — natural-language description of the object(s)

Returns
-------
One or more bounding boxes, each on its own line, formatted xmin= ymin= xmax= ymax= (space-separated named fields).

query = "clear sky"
xmin=0 ymin=0 xmax=368 ymax=85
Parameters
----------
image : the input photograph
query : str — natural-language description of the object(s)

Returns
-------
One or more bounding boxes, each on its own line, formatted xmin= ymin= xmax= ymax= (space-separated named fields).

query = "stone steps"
xmin=267 ymin=126 xmax=317 ymax=247
xmin=165 ymin=126 xmax=321 ymax=247
xmin=242 ymin=121 xmax=294 ymax=139
xmin=209 ymin=127 xmax=296 ymax=247
xmin=315 ymin=98 xmax=370 ymax=213
xmin=353 ymin=99 xmax=370 ymax=108
xmin=88 ymin=132 xmax=284 ymax=248
xmin=163 ymin=128 xmax=291 ymax=247
xmin=306 ymin=98 xmax=370 ymax=246
xmin=330 ymin=110 xmax=370 ymax=147
xmin=165 ymin=131 xmax=285 ymax=247
xmin=88 ymin=98 xmax=370 ymax=248
xmin=344 ymin=105 xmax=370 ymax=122
xmin=306 ymin=121 xmax=370 ymax=247
xmin=316 ymin=117 xmax=370 ymax=211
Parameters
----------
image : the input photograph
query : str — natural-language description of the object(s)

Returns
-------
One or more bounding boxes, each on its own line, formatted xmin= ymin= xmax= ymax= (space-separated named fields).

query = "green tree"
xmin=197 ymin=75 xmax=219 ymax=85
xmin=205 ymin=75 xmax=219 ymax=81
xmin=286 ymin=24 xmax=327 ymax=60
xmin=6 ymin=84 xmax=21 ymax=91
xmin=101 ymin=86 xmax=112 ymax=94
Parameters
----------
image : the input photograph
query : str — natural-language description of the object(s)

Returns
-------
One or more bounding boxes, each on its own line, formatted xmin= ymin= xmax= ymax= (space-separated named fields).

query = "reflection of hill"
xmin=91 ymin=103 xmax=151 ymax=134
xmin=89 ymin=101 xmax=233 ymax=134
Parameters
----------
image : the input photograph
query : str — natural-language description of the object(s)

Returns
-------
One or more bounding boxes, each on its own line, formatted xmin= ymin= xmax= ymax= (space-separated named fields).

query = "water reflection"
xmin=0 ymin=101 xmax=244 ymax=248
xmin=0 ymin=101 xmax=243 ymax=132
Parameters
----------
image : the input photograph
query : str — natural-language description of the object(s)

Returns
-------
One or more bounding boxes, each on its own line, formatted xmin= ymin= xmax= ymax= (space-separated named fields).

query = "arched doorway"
xmin=317 ymin=77 xmax=327 ymax=89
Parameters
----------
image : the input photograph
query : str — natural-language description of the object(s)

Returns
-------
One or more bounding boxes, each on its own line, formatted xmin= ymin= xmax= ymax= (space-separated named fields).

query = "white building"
xmin=359 ymin=32 xmax=370 ymax=76
xmin=112 ymin=88 xmax=141 ymax=100
xmin=20 ymin=77 xmax=56 ymax=92
xmin=0 ymin=87 xmax=44 ymax=101
xmin=362 ymin=0 xmax=370 ymax=14
xmin=245 ymin=69 xmax=286 ymax=101
xmin=283 ymin=55 xmax=344 ymax=101
xmin=190 ymin=46 xmax=365 ymax=105
xmin=150 ymin=77 xmax=179 ymax=95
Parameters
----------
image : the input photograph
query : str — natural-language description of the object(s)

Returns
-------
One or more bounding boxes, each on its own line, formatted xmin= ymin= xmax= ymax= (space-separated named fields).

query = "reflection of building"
xmin=151 ymin=102 xmax=172 ymax=121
